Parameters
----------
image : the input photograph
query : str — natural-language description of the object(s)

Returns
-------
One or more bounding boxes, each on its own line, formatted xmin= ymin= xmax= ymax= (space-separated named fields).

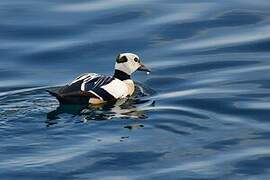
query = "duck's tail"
xmin=46 ymin=90 xmax=64 ymax=103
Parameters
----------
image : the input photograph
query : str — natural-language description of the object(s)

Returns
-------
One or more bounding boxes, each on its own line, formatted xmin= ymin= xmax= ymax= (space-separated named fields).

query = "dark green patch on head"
xmin=116 ymin=54 xmax=128 ymax=63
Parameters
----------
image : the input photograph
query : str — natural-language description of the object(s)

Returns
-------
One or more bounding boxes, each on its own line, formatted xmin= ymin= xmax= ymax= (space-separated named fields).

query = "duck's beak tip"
xmin=138 ymin=64 xmax=151 ymax=74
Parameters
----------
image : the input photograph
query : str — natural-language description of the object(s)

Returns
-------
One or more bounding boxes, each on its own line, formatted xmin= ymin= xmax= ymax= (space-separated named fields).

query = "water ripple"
xmin=53 ymin=0 xmax=145 ymax=12
xmin=153 ymin=146 xmax=270 ymax=175
xmin=1 ymin=0 xmax=270 ymax=179
xmin=173 ymin=24 xmax=270 ymax=51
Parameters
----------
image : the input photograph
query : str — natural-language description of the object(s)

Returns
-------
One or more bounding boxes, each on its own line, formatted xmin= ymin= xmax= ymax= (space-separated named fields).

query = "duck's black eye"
xmin=134 ymin=57 xmax=140 ymax=63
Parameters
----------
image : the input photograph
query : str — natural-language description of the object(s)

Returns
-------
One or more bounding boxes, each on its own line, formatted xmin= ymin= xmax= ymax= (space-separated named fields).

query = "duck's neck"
xmin=114 ymin=69 xmax=130 ymax=81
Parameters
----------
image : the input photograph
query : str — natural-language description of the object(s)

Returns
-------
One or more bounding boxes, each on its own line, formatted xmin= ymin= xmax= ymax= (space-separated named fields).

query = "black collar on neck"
xmin=113 ymin=69 xmax=130 ymax=81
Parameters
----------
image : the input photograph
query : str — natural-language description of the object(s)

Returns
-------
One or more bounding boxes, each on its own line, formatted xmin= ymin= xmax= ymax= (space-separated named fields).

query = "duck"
xmin=47 ymin=53 xmax=151 ymax=105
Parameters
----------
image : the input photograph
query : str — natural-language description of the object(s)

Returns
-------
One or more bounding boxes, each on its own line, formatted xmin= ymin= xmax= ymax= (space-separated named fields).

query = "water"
xmin=1 ymin=0 xmax=270 ymax=179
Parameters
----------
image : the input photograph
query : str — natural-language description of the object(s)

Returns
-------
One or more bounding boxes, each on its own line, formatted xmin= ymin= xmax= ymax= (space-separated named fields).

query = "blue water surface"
xmin=1 ymin=0 xmax=270 ymax=179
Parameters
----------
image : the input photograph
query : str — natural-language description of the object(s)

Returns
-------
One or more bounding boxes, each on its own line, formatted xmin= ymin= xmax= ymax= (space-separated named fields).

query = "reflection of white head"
xmin=115 ymin=53 xmax=142 ymax=75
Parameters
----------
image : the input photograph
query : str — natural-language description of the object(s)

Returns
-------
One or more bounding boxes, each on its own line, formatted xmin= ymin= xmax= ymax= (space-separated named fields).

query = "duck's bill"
xmin=138 ymin=64 xmax=151 ymax=73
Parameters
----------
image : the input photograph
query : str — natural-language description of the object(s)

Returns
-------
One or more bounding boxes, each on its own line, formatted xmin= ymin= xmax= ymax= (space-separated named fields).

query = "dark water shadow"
xmin=78 ymin=151 xmax=167 ymax=173
xmin=156 ymin=60 xmax=259 ymax=75
xmin=204 ymin=138 xmax=242 ymax=150
xmin=193 ymin=39 xmax=270 ymax=55
xmin=90 ymin=11 xmax=146 ymax=25
xmin=232 ymin=156 xmax=270 ymax=175
xmin=46 ymin=92 xmax=155 ymax=127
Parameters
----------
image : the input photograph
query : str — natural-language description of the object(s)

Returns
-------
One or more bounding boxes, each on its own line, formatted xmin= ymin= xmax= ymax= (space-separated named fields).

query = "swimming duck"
xmin=47 ymin=53 xmax=150 ymax=105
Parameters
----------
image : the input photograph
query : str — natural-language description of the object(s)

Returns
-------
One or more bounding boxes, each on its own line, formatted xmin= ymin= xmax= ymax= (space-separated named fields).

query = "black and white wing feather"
xmin=49 ymin=73 xmax=129 ymax=104
xmin=81 ymin=75 xmax=116 ymax=101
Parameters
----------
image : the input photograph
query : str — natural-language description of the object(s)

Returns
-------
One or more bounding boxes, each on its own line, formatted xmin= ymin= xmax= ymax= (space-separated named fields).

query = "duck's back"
xmin=52 ymin=73 xmax=129 ymax=104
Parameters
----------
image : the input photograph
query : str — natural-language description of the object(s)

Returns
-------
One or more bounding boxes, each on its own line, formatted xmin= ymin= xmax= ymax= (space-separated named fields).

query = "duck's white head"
xmin=114 ymin=53 xmax=150 ymax=76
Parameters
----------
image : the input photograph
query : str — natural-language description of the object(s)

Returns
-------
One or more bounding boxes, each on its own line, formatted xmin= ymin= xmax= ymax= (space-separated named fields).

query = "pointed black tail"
xmin=46 ymin=90 xmax=64 ymax=103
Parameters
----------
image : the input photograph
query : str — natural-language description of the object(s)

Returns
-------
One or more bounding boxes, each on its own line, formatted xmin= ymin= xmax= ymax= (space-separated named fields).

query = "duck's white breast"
xmin=101 ymin=79 xmax=129 ymax=99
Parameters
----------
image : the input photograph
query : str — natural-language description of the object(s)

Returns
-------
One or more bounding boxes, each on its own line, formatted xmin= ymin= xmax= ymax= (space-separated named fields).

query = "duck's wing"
xmin=55 ymin=74 xmax=116 ymax=102
xmin=80 ymin=75 xmax=129 ymax=100
xmin=47 ymin=73 xmax=98 ymax=104
xmin=48 ymin=73 xmax=129 ymax=104
xmin=81 ymin=75 xmax=116 ymax=101
xmin=71 ymin=73 xmax=99 ymax=84
xmin=57 ymin=73 xmax=98 ymax=95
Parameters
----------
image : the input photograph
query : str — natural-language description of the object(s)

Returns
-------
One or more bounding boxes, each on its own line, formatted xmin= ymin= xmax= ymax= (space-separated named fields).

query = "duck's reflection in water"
xmin=46 ymin=98 xmax=154 ymax=126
